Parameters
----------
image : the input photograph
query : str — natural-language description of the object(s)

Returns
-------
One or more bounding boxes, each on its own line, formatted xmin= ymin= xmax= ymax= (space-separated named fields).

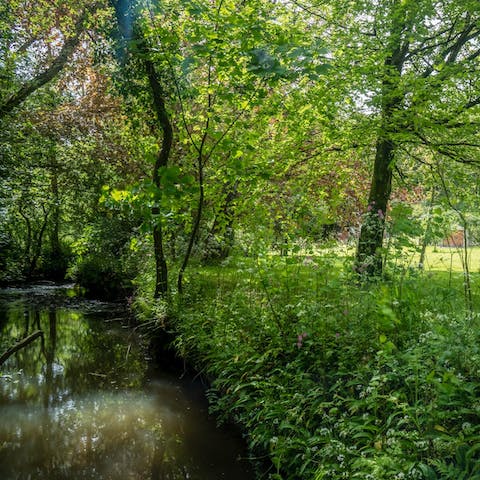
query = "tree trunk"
xmin=202 ymin=181 xmax=238 ymax=263
xmin=19 ymin=204 xmax=32 ymax=268
xmin=356 ymin=137 xmax=394 ymax=276
xmin=110 ymin=1 xmax=173 ymax=299
xmin=355 ymin=18 xmax=408 ymax=277
xmin=50 ymin=160 xmax=61 ymax=259
xmin=28 ymin=205 xmax=50 ymax=278
xmin=177 ymin=157 xmax=204 ymax=294
xmin=144 ymin=60 xmax=172 ymax=299
xmin=49 ymin=155 xmax=65 ymax=279
xmin=418 ymin=187 xmax=435 ymax=269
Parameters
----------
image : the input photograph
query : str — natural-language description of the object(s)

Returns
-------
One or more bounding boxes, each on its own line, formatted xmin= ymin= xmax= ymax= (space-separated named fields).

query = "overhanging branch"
xmin=0 ymin=6 xmax=97 ymax=118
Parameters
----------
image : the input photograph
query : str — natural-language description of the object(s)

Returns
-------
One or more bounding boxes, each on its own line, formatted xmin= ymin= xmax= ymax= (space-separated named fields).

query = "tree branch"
xmin=420 ymin=21 xmax=479 ymax=78
xmin=0 ymin=331 xmax=44 ymax=366
xmin=0 ymin=6 xmax=96 ymax=118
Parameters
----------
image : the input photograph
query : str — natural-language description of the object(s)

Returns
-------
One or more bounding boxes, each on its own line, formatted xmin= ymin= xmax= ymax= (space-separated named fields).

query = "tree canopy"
xmin=3 ymin=1 xmax=480 ymax=479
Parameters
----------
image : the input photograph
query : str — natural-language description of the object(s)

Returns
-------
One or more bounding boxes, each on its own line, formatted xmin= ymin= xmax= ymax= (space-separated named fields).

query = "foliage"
xmin=0 ymin=7 xmax=139 ymax=283
xmin=68 ymin=210 xmax=139 ymax=299
xmin=2 ymin=1 xmax=480 ymax=479
xmin=169 ymin=255 xmax=480 ymax=479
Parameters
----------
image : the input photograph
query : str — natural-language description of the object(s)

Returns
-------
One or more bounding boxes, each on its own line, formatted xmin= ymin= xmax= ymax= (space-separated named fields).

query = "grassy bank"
xmin=159 ymin=252 xmax=480 ymax=480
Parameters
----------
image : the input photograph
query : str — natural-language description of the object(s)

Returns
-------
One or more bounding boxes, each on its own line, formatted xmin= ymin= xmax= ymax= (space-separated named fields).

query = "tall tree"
xmin=139 ymin=0 xmax=328 ymax=291
xmin=302 ymin=0 xmax=480 ymax=275
xmin=110 ymin=0 xmax=173 ymax=299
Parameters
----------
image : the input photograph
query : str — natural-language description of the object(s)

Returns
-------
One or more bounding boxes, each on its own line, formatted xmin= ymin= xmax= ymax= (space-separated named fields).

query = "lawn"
xmin=421 ymin=246 xmax=480 ymax=273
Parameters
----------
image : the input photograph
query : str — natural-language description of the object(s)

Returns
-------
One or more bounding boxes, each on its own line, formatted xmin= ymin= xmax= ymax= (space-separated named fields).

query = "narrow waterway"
xmin=0 ymin=284 xmax=255 ymax=480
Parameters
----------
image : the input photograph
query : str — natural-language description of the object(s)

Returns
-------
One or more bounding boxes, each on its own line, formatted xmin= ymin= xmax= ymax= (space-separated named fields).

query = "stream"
xmin=0 ymin=283 xmax=255 ymax=480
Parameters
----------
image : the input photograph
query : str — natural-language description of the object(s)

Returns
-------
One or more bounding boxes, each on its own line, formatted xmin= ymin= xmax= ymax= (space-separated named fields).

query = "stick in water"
xmin=0 ymin=330 xmax=44 ymax=366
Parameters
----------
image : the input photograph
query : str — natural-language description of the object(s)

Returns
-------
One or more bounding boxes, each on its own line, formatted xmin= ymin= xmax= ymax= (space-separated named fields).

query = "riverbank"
xmin=156 ymin=256 xmax=480 ymax=480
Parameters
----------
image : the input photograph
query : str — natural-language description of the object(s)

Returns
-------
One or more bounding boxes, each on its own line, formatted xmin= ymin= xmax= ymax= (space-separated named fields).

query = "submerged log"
xmin=0 ymin=330 xmax=44 ymax=366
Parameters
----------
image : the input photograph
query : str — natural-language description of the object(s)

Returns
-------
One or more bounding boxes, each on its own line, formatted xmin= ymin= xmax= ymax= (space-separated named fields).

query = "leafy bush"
xmin=0 ymin=230 xmax=23 ymax=283
xmin=40 ymin=243 xmax=73 ymax=280
xmin=69 ymin=214 xmax=138 ymax=299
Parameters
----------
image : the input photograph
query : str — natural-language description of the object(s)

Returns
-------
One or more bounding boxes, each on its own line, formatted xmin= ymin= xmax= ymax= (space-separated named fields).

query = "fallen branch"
xmin=0 ymin=330 xmax=44 ymax=366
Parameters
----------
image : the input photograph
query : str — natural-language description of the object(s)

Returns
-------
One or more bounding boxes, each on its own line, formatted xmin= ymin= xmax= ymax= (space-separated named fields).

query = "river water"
xmin=0 ymin=284 xmax=255 ymax=480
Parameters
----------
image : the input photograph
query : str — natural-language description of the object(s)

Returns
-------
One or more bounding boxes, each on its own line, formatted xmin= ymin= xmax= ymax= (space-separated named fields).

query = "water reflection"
xmin=0 ymin=285 xmax=253 ymax=480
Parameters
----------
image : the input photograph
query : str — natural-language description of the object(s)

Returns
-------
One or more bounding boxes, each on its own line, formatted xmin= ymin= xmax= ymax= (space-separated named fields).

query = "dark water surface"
xmin=0 ymin=284 xmax=254 ymax=480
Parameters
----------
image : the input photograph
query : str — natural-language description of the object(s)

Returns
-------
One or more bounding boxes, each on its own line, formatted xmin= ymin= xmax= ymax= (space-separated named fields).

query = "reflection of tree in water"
xmin=62 ymin=312 xmax=146 ymax=394
xmin=0 ymin=293 xmax=253 ymax=480
xmin=42 ymin=309 xmax=56 ymax=408
xmin=0 ymin=301 xmax=146 ymax=404
xmin=0 ymin=392 xmax=193 ymax=479
xmin=0 ymin=300 xmax=189 ymax=480
xmin=151 ymin=411 xmax=190 ymax=480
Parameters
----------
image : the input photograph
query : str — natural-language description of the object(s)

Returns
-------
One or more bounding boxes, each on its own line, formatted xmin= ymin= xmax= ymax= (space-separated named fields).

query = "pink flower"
xmin=296 ymin=332 xmax=308 ymax=348
xmin=377 ymin=209 xmax=384 ymax=219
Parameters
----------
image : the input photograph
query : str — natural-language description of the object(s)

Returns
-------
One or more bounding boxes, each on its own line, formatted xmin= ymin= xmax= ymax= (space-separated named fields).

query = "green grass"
xmin=132 ymin=243 xmax=480 ymax=479
xmin=263 ymin=244 xmax=480 ymax=274
xmin=421 ymin=246 xmax=480 ymax=273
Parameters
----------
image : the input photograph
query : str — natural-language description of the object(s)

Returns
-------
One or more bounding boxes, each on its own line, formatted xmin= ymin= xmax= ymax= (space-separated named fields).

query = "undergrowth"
xmin=145 ymin=254 xmax=480 ymax=479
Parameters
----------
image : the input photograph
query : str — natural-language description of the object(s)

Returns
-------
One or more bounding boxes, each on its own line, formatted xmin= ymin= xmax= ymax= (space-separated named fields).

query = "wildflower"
xmin=377 ymin=209 xmax=384 ymax=219
xmin=302 ymin=257 xmax=319 ymax=269
xmin=296 ymin=332 xmax=308 ymax=348
xmin=462 ymin=422 xmax=473 ymax=433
